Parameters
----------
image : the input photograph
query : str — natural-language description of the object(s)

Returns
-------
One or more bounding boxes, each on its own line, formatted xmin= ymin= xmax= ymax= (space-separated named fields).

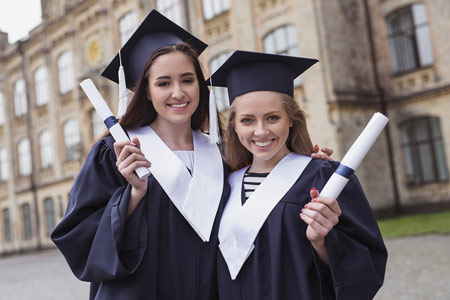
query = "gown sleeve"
xmin=312 ymin=161 xmax=388 ymax=300
xmin=51 ymin=137 xmax=148 ymax=282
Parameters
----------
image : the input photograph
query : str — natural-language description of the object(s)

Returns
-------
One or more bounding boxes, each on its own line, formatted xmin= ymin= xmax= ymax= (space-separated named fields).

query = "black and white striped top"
xmin=242 ymin=171 xmax=269 ymax=203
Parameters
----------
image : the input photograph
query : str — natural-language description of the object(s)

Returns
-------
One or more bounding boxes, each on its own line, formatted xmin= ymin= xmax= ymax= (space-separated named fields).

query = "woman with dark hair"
xmin=51 ymin=11 xmax=229 ymax=300
xmin=210 ymin=50 xmax=387 ymax=300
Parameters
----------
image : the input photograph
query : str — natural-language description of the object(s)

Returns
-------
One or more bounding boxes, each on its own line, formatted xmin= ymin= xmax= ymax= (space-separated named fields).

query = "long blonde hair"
xmin=225 ymin=93 xmax=314 ymax=170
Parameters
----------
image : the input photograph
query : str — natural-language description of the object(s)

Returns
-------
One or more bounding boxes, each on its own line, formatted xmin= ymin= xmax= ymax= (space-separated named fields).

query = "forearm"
xmin=127 ymin=187 xmax=146 ymax=218
xmin=311 ymin=239 xmax=329 ymax=265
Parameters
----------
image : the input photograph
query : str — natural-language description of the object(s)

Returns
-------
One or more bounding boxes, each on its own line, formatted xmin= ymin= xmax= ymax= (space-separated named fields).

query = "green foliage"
xmin=377 ymin=210 xmax=450 ymax=239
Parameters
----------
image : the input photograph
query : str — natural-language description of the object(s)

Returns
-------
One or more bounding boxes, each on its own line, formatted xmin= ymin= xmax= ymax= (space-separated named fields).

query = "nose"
xmin=172 ymin=84 xmax=184 ymax=100
xmin=254 ymin=122 xmax=269 ymax=137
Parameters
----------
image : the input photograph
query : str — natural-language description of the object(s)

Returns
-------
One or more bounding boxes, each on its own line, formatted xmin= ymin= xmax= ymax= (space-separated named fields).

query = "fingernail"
xmin=310 ymin=187 xmax=318 ymax=192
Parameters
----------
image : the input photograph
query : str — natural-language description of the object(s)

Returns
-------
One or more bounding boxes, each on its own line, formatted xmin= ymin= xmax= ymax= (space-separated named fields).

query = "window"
xmin=44 ymin=198 xmax=56 ymax=236
xmin=18 ymin=138 xmax=32 ymax=176
xmin=57 ymin=51 xmax=75 ymax=94
xmin=157 ymin=0 xmax=182 ymax=26
xmin=263 ymin=25 xmax=302 ymax=86
xmin=64 ymin=119 xmax=81 ymax=161
xmin=202 ymin=0 xmax=230 ymax=20
xmin=0 ymin=91 xmax=5 ymax=125
xmin=209 ymin=51 xmax=232 ymax=111
xmin=3 ymin=208 xmax=11 ymax=242
xmin=0 ymin=147 xmax=8 ymax=181
xmin=14 ymin=78 xmax=28 ymax=117
xmin=91 ymin=110 xmax=105 ymax=140
xmin=34 ymin=65 xmax=50 ymax=106
xmin=22 ymin=203 xmax=33 ymax=239
xmin=119 ymin=11 xmax=138 ymax=46
xmin=386 ymin=3 xmax=433 ymax=73
xmin=58 ymin=196 xmax=64 ymax=218
xmin=400 ymin=117 xmax=449 ymax=185
xmin=40 ymin=130 xmax=54 ymax=169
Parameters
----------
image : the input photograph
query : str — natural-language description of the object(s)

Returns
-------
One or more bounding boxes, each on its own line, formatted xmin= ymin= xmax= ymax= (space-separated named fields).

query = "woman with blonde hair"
xmin=210 ymin=50 xmax=387 ymax=300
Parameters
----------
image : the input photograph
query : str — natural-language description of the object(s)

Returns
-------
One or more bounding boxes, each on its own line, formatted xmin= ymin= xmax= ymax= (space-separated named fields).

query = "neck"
xmin=249 ymin=149 xmax=291 ymax=173
xmin=150 ymin=119 xmax=194 ymax=151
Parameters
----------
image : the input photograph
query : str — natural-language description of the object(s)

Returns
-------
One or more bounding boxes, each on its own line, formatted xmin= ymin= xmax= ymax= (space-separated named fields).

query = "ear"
xmin=289 ymin=118 xmax=293 ymax=127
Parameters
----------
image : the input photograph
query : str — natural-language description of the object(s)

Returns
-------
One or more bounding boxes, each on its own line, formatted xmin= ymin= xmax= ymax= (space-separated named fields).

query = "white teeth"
xmin=171 ymin=103 xmax=187 ymax=108
xmin=255 ymin=141 xmax=271 ymax=147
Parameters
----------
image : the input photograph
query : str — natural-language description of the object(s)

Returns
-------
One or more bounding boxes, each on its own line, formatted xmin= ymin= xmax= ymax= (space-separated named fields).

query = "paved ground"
xmin=374 ymin=234 xmax=450 ymax=300
xmin=0 ymin=234 xmax=449 ymax=300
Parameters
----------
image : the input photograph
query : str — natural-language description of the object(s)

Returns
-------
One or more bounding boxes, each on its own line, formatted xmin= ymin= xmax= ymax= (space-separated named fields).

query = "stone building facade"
xmin=0 ymin=0 xmax=449 ymax=254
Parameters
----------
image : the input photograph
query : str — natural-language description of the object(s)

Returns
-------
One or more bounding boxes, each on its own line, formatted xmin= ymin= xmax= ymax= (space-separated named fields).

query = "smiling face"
xmin=147 ymin=51 xmax=200 ymax=128
xmin=233 ymin=91 xmax=293 ymax=172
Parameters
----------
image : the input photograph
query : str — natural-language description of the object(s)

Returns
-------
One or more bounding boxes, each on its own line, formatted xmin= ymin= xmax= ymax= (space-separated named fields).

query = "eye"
xmin=239 ymin=118 xmax=253 ymax=125
xmin=183 ymin=78 xmax=195 ymax=84
xmin=267 ymin=115 xmax=280 ymax=122
xmin=156 ymin=81 xmax=170 ymax=87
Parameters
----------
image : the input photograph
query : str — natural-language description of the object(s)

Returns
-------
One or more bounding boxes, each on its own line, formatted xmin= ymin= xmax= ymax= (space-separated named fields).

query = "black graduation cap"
xmin=101 ymin=9 xmax=208 ymax=89
xmin=208 ymin=50 xmax=318 ymax=103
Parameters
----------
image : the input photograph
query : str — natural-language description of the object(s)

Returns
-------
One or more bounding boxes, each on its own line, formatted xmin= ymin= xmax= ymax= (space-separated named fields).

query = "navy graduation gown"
xmin=51 ymin=135 xmax=230 ymax=300
xmin=217 ymin=159 xmax=387 ymax=300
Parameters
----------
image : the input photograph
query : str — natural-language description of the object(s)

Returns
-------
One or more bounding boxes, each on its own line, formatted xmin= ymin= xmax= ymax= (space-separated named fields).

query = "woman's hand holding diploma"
xmin=300 ymin=188 xmax=341 ymax=265
xmin=114 ymin=137 xmax=151 ymax=218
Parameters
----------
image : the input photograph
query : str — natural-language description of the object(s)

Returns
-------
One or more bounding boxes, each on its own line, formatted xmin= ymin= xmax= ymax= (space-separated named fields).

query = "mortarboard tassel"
xmin=117 ymin=51 xmax=129 ymax=118
xmin=208 ymin=78 xmax=221 ymax=144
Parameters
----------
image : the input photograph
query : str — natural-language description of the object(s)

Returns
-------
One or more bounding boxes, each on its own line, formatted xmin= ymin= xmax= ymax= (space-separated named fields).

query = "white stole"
xmin=128 ymin=127 xmax=224 ymax=242
xmin=218 ymin=153 xmax=311 ymax=279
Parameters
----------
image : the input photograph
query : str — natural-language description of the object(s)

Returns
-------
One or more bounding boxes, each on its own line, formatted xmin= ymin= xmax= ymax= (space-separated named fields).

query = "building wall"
xmin=0 ymin=0 xmax=449 ymax=254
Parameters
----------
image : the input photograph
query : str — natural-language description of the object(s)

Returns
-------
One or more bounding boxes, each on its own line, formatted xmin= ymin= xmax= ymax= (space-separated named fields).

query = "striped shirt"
xmin=242 ymin=171 xmax=269 ymax=203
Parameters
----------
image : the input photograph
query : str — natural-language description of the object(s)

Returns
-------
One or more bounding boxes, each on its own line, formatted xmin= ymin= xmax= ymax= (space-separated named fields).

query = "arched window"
xmin=263 ymin=25 xmax=302 ymax=86
xmin=34 ymin=65 xmax=50 ymax=106
xmin=202 ymin=0 xmax=230 ymax=20
xmin=3 ymin=208 xmax=12 ymax=242
xmin=400 ymin=117 xmax=448 ymax=185
xmin=386 ymin=3 xmax=433 ymax=73
xmin=119 ymin=11 xmax=138 ymax=46
xmin=63 ymin=119 xmax=81 ymax=161
xmin=0 ymin=91 xmax=5 ymax=125
xmin=18 ymin=138 xmax=32 ymax=176
xmin=157 ymin=0 xmax=182 ymax=25
xmin=44 ymin=198 xmax=56 ymax=236
xmin=57 ymin=51 xmax=75 ymax=94
xmin=209 ymin=51 xmax=232 ymax=111
xmin=40 ymin=129 xmax=54 ymax=169
xmin=22 ymin=203 xmax=33 ymax=240
xmin=0 ymin=146 xmax=8 ymax=181
xmin=14 ymin=78 xmax=28 ymax=117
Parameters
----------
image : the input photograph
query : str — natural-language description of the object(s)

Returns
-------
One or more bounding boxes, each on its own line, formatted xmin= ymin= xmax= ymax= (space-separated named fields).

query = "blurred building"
xmin=0 ymin=0 xmax=449 ymax=254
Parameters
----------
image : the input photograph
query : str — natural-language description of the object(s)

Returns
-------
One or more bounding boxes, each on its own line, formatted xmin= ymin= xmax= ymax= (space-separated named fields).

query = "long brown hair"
xmin=225 ymin=92 xmax=314 ymax=170
xmin=118 ymin=42 xmax=216 ymax=133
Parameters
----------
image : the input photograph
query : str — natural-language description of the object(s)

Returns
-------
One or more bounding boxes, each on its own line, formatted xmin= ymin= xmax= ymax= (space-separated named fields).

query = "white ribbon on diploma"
xmin=320 ymin=112 xmax=389 ymax=198
xmin=80 ymin=79 xmax=151 ymax=180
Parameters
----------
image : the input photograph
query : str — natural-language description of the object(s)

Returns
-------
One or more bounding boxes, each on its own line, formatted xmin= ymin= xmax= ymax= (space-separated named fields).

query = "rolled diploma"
xmin=320 ymin=112 xmax=389 ymax=198
xmin=80 ymin=79 xmax=151 ymax=180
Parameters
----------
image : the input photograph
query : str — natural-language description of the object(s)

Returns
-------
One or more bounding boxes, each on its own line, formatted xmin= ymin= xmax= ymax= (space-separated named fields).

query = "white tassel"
xmin=117 ymin=51 xmax=129 ymax=118
xmin=208 ymin=80 xmax=221 ymax=144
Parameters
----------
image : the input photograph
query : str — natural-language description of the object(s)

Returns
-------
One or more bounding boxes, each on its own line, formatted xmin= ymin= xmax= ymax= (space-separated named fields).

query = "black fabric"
xmin=52 ymin=135 xmax=230 ymax=300
xmin=101 ymin=9 xmax=207 ymax=89
xmin=207 ymin=50 xmax=318 ymax=102
xmin=217 ymin=159 xmax=387 ymax=300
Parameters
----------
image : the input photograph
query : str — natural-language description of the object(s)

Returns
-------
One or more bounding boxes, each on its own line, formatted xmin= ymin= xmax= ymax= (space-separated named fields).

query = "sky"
xmin=0 ymin=0 xmax=42 ymax=43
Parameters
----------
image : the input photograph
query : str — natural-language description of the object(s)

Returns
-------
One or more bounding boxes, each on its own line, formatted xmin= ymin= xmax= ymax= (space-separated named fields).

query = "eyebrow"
xmin=238 ymin=111 xmax=281 ymax=117
xmin=154 ymin=72 xmax=195 ymax=81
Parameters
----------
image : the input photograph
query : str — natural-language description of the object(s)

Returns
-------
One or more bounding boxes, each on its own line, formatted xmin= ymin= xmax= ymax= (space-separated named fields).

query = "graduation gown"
xmin=217 ymin=154 xmax=387 ymax=300
xmin=51 ymin=130 xmax=230 ymax=300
